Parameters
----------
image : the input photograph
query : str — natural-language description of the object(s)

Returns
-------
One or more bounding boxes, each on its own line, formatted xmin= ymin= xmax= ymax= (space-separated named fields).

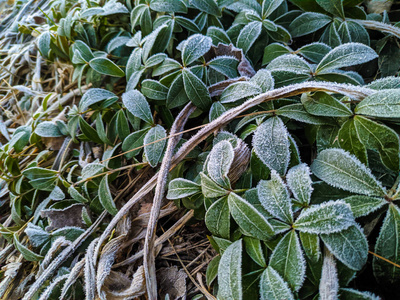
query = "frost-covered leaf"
xmin=340 ymin=288 xmax=380 ymax=300
xmin=276 ymin=104 xmax=331 ymax=125
xmin=243 ymin=236 xmax=266 ymax=267
xmin=141 ymin=79 xmax=168 ymax=100
xmin=122 ymin=90 xmax=153 ymax=124
xmin=79 ymin=89 xmax=118 ymax=112
xmin=167 ymin=178 xmax=201 ymax=199
xmin=269 ymin=230 xmax=305 ymax=291
xmin=262 ymin=43 xmax=291 ymax=66
xmin=301 ymin=92 xmax=353 ymax=117
xmin=121 ymin=128 xmax=149 ymax=159
xmin=150 ymin=0 xmax=187 ymax=13
xmin=181 ymin=34 xmax=212 ymax=66
xmin=182 ymin=68 xmax=212 ymax=110
xmin=257 ymin=170 xmax=293 ymax=223
xmin=316 ymin=43 xmax=378 ymax=73
xmin=289 ymin=12 xmax=332 ymax=37
xmin=207 ymin=26 xmax=231 ymax=45
xmin=89 ymin=57 xmax=125 ymax=77
xmin=206 ymin=256 xmax=220 ymax=286
xmin=25 ymin=223 xmax=49 ymax=248
xmin=167 ymin=73 xmax=189 ymax=109
xmin=209 ymin=101 xmax=226 ymax=121
xmin=338 ymin=118 xmax=367 ymax=165
xmin=220 ymin=82 xmax=261 ymax=104
xmin=259 ymin=267 xmax=294 ymax=300
xmin=294 ymin=200 xmax=354 ymax=234
xmin=35 ymin=121 xmax=63 ymax=137
xmin=267 ymin=54 xmax=311 ymax=74
xmin=249 ymin=69 xmax=274 ymax=92
xmin=343 ymin=195 xmax=387 ymax=218
xmin=373 ymin=204 xmax=400 ymax=285
xmin=207 ymin=140 xmax=234 ymax=188
xmin=190 ymin=0 xmax=221 ymax=16
xmin=287 ymin=164 xmax=313 ymax=205
xmin=236 ymin=21 xmax=262 ymax=54
xmin=208 ymin=56 xmax=239 ymax=78
xmin=316 ymin=0 xmax=345 ymax=17
xmin=144 ymin=125 xmax=166 ymax=167
xmin=311 ymin=148 xmax=385 ymax=196
xmin=13 ymin=234 xmax=43 ymax=261
xmin=218 ymin=240 xmax=242 ymax=300
xmin=355 ymin=89 xmax=400 ymax=118
xmin=367 ymin=77 xmax=400 ymax=90
xmin=253 ymin=117 xmax=290 ymax=176
xmin=228 ymin=193 xmax=274 ymax=240
xmin=200 ymin=172 xmax=228 ymax=198
xmin=321 ymin=225 xmax=368 ymax=271
xmin=205 ymin=196 xmax=230 ymax=239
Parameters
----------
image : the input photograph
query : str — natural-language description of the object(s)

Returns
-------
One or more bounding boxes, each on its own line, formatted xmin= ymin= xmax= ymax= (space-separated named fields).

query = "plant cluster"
xmin=1 ymin=0 xmax=400 ymax=299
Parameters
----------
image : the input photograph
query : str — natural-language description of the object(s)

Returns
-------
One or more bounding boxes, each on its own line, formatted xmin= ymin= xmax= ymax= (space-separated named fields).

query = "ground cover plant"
xmin=2 ymin=0 xmax=400 ymax=299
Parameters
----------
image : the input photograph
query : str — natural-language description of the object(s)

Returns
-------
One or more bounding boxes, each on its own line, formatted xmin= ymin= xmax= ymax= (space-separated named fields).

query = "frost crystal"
xmin=286 ymin=164 xmax=313 ymax=205
xmin=253 ymin=116 xmax=290 ymax=175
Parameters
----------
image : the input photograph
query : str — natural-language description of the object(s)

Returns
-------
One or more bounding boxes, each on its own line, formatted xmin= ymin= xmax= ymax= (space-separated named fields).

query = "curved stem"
xmin=356 ymin=19 xmax=400 ymax=39
xmin=143 ymin=103 xmax=195 ymax=299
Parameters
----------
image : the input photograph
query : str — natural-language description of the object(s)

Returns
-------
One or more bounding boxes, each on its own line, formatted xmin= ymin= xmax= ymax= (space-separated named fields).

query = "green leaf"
xmin=244 ymin=236 xmax=266 ymax=267
xmin=276 ymin=104 xmax=331 ymax=125
xmin=236 ymin=21 xmax=262 ymax=54
xmin=89 ymin=57 xmax=125 ymax=77
xmin=338 ymin=118 xmax=367 ymax=165
xmin=13 ymin=234 xmax=43 ymax=261
xmin=267 ymin=54 xmax=312 ymax=74
xmin=262 ymin=0 xmax=284 ymax=18
xmin=150 ymin=0 xmax=187 ymax=13
xmin=99 ymin=174 xmax=118 ymax=216
xmin=355 ymin=89 xmax=400 ymax=119
xmin=294 ymin=200 xmax=354 ymax=234
xmin=269 ymin=230 xmax=305 ymax=291
xmin=298 ymin=42 xmax=331 ymax=63
xmin=218 ymin=240 xmax=242 ymax=300
xmin=321 ymin=225 xmax=368 ymax=271
xmin=311 ymin=148 xmax=385 ymax=196
xmin=208 ymin=56 xmax=239 ymax=78
xmin=190 ymin=0 xmax=221 ymax=16
xmin=122 ymin=90 xmax=153 ymax=124
xmin=220 ymin=82 xmax=261 ymax=104
xmin=144 ymin=125 xmax=166 ymax=167
xmin=299 ymin=231 xmax=321 ymax=262
xmin=200 ymin=172 xmax=228 ymax=198
xmin=253 ymin=117 xmax=290 ymax=176
xmin=228 ymin=192 xmax=274 ymax=240
xmin=373 ymin=204 xmax=400 ymax=285
xmin=181 ymin=34 xmax=212 ymax=66
xmin=166 ymin=73 xmax=189 ymax=109
xmin=353 ymin=116 xmax=400 ymax=171
xmin=259 ymin=267 xmax=295 ymax=300
xmin=167 ymin=178 xmax=201 ymax=199
xmin=249 ymin=69 xmax=274 ymax=92
xmin=68 ymin=186 xmax=89 ymax=203
xmin=209 ymin=101 xmax=226 ymax=121
xmin=257 ymin=170 xmax=293 ymax=223
xmin=116 ymin=110 xmax=130 ymax=140
xmin=287 ymin=164 xmax=313 ymax=205
xmin=342 ymin=195 xmax=387 ymax=218
xmin=316 ymin=0 xmax=345 ymax=18
xmin=175 ymin=16 xmax=201 ymax=33
xmin=79 ymin=117 xmax=103 ymax=144
xmin=316 ymin=43 xmax=378 ymax=74
xmin=205 ymin=196 xmax=230 ymax=239
xmin=121 ymin=128 xmax=149 ymax=159
xmin=206 ymin=255 xmax=220 ymax=286
xmin=262 ymin=43 xmax=291 ymax=66
xmin=182 ymin=68 xmax=212 ymax=110
xmin=289 ymin=12 xmax=332 ymax=37
xmin=141 ymin=79 xmax=168 ymax=100
xmin=301 ymin=91 xmax=353 ymax=117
